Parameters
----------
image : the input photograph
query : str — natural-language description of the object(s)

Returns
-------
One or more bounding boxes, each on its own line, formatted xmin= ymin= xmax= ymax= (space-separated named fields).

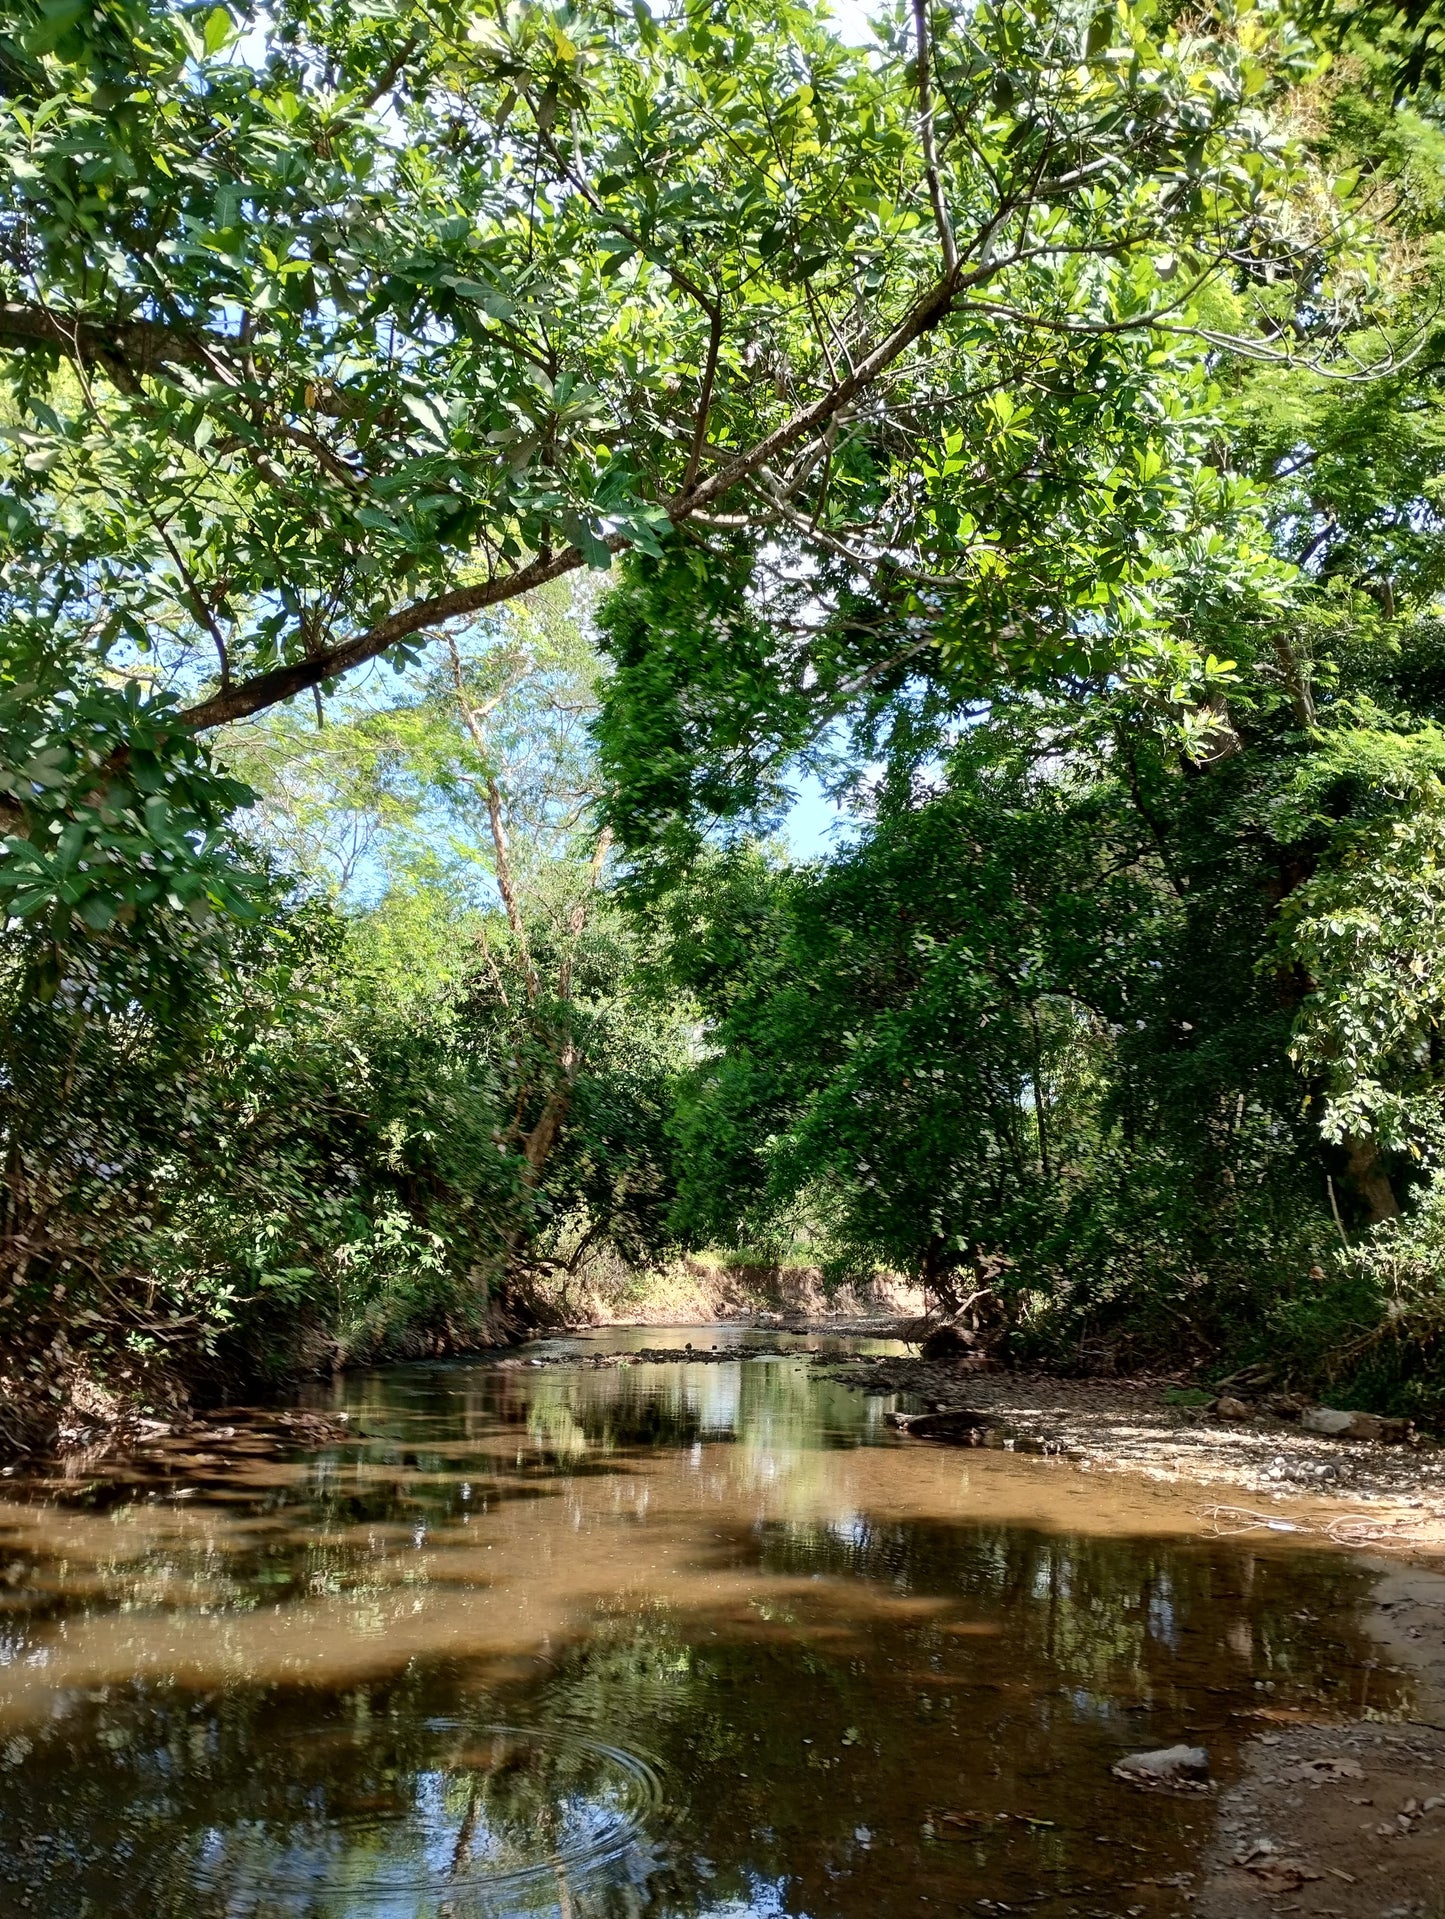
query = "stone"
xmin=905 ymin=1408 xmax=993 ymax=1446
xmin=1244 ymin=1857 xmax=1322 ymax=1892
xmin=1301 ymin=1407 xmax=1382 ymax=1440
xmin=1215 ymin=1396 xmax=1253 ymax=1420
xmin=1113 ymin=1744 xmax=1211 ymax=1790
xmin=1262 ymin=1392 xmax=1309 ymax=1420
xmin=1290 ymin=1756 xmax=1364 ymax=1782
xmin=1301 ymin=1406 xmax=1358 ymax=1437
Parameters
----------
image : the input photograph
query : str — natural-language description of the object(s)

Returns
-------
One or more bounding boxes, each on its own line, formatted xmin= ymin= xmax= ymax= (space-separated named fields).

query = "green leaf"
xmin=561 ymin=511 xmax=614 ymax=571
xmin=77 ymin=891 xmax=120 ymax=930
xmin=20 ymin=0 xmax=87 ymax=56
xmin=202 ymin=6 xmax=233 ymax=56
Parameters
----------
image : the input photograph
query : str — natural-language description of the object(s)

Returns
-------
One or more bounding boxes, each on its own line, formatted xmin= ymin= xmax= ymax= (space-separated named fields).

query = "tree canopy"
xmin=11 ymin=0 xmax=1445 ymax=1437
xmin=1 ymin=0 xmax=1347 ymax=940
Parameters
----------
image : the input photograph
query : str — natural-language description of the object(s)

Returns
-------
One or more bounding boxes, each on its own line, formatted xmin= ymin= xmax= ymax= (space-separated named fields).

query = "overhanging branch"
xmin=0 ymin=301 xmax=211 ymax=373
xmin=177 ymin=262 xmax=977 ymax=732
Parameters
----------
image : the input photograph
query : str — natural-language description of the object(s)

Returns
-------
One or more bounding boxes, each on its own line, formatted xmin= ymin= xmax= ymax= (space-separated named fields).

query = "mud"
xmin=1191 ymin=1561 xmax=1445 ymax=1919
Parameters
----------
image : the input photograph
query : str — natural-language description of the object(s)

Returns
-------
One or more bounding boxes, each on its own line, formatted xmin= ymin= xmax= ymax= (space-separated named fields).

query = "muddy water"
xmin=0 ymin=1332 xmax=1413 ymax=1917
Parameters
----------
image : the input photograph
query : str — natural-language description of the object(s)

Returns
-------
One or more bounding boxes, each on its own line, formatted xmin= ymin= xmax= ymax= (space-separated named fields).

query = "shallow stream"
xmin=0 ymin=1328 xmax=1413 ymax=1915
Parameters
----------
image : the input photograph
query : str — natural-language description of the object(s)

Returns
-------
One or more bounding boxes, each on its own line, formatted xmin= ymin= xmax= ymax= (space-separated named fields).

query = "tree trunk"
xmin=919 ymin=1235 xmax=962 ymax=1315
xmin=1340 ymin=1133 xmax=1399 ymax=1225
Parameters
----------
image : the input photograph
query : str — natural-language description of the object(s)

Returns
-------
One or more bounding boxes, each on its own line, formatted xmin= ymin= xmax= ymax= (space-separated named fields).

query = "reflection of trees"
xmin=511 ymin=1356 xmax=895 ymax=1468
xmin=0 ymin=1352 xmax=1409 ymax=1919
xmin=304 ymin=1352 xmax=893 ymax=1471
xmin=508 ymin=1520 xmax=1396 ymax=1919
xmin=755 ymin=1513 xmax=1376 ymax=1712
xmin=0 ymin=1688 xmax=664 ymax=1918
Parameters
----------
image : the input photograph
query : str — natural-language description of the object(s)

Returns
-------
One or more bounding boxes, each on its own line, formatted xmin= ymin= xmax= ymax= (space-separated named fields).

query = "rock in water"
xmin=901 ymin=1408 xmax=993 ymax=1445
xmin=1112 ymin=1745 xmax=1211 ymax=1791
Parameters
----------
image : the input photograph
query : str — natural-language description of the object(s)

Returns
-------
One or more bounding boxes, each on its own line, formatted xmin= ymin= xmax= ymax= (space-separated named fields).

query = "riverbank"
xmin=823 ymin=1353 xmax=1445 ymax=1528
xmin=12 ymin=1312 xmax=1445 ymax=1520
xmin=817 ymin=1349 xmax=1445 ymax=1915
xmin=1190 ymin=1556 xmax=1445 ymax=1918
xmin=565 ymin=1255 xmax=924 ymax=1326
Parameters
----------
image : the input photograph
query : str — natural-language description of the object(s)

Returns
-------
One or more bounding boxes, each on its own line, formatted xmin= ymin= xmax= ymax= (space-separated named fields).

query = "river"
xmin=0 ymin=1327 xmax=1413 ymax=1916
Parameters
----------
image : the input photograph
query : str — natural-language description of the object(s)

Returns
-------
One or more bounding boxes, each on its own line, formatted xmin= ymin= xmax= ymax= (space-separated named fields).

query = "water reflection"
xmin=184 ymin=1723 xmax=663 ymax=1917
xmin=0 ymin=1339 xmax=1409 ymax=1917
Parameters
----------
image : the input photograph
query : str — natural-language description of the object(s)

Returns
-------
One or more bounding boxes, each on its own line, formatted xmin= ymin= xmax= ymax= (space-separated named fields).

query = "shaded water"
xmin=0 ymin=1331 xmax=1410 ymax=1917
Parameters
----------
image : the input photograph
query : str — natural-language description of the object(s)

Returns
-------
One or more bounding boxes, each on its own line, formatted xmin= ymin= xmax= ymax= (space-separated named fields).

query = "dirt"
xmin=571 ymin=1256 xmax=924 ymax=1326
xmin=823 ymin=1354 xmax=1445 ymax=1516
xmin=1186 ymin=1560 xmax=1445 ymax=1919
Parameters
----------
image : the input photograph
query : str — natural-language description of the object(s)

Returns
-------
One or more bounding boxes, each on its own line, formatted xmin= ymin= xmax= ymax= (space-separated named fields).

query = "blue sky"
xmin=782 ymin=771 xmax=859 ymax=859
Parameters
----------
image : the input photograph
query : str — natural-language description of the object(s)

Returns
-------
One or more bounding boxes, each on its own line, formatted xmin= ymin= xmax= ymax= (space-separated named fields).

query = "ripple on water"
xmin=187 ymin=1722 xmax=664 ymax=1916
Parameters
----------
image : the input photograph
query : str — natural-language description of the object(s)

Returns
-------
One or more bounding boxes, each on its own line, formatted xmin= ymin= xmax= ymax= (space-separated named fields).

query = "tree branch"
xmin=913 ymin=0 xmax=958 ymax=276
xmin=151 ymin=516 xmax=231 ymax=690
xmin=177 ymin=258 xmax=987 ymax=731
xmin=179 ymin=542 xmax=605 ymax=728
xmin=360 ymin=32 xmax=418 ymax=110
xmin=446 ymin=635 xmax=541 ymax=1005
xmin=681 ymin=304 xmax=724 ymax=497
xmin=0 ymin=301 xmax=211 ymax=373
xmin=0 ymin=301 xmax=367 ymax=419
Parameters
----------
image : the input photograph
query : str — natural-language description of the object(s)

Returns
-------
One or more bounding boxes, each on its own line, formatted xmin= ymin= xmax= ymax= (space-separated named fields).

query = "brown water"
xmin=0 ymin=1330 xmax=1411 ymax=1917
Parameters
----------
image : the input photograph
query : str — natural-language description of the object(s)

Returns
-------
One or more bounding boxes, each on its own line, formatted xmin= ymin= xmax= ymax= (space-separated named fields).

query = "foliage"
xmin=0 ymin=869 xmax=684 ymax=1413
xmin=225 ymin=582 xmax=603 ymax=898
xmin=0 ymin=624 xmax=259 ymax=973
xmin=656 ymin=690 xmax=1326 ymax=1358
xmin=0 ymin=0 xmax=1349 ymax=957
xmin=0 ymin=890 xmax=486 ymax=1394
xmin=558 ymin=27 xmax=1445 ymax=1410
xmin=649 ymin=614 xmax=1445 ymax=1392
xmin=1318 ymin=1174 xmax=1445 ymax=1418
xmin=0 ymin=585 xmax=685 ymax=1423
xmin=11 ymin=0 xmax=1445 ymax=1428
xmin=1278 ymin=733 xmax=1445 ymax=1157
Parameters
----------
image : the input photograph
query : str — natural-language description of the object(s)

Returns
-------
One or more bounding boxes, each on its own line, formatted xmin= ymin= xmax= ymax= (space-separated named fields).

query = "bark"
xmin=0 ymin=301 xmax=211 ymax=373
xmin=1270 ymin=631 xmax=1316 ymax=729
xmin=919 ymin=1235 xmax=963 ymax=1315
xmin=1340 ymin=1132 xmax=1400 ymax=1225
xmin=520 ymin=1058 xmax=576 ymax=1191
xmin=446 ymin=636 xmax=542 ymax=1004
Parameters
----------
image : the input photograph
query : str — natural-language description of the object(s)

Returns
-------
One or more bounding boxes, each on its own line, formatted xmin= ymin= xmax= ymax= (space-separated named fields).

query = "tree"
xmin=225 ymin=581 xmax=686 ymax=1287
xmin=658 ymin=691 xmax=1331 ymax=1355
xmin=0 ymin=0 xmax=1329 ymax=942
xmin=641 ymin=23 xmax=1445 ymax=1390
